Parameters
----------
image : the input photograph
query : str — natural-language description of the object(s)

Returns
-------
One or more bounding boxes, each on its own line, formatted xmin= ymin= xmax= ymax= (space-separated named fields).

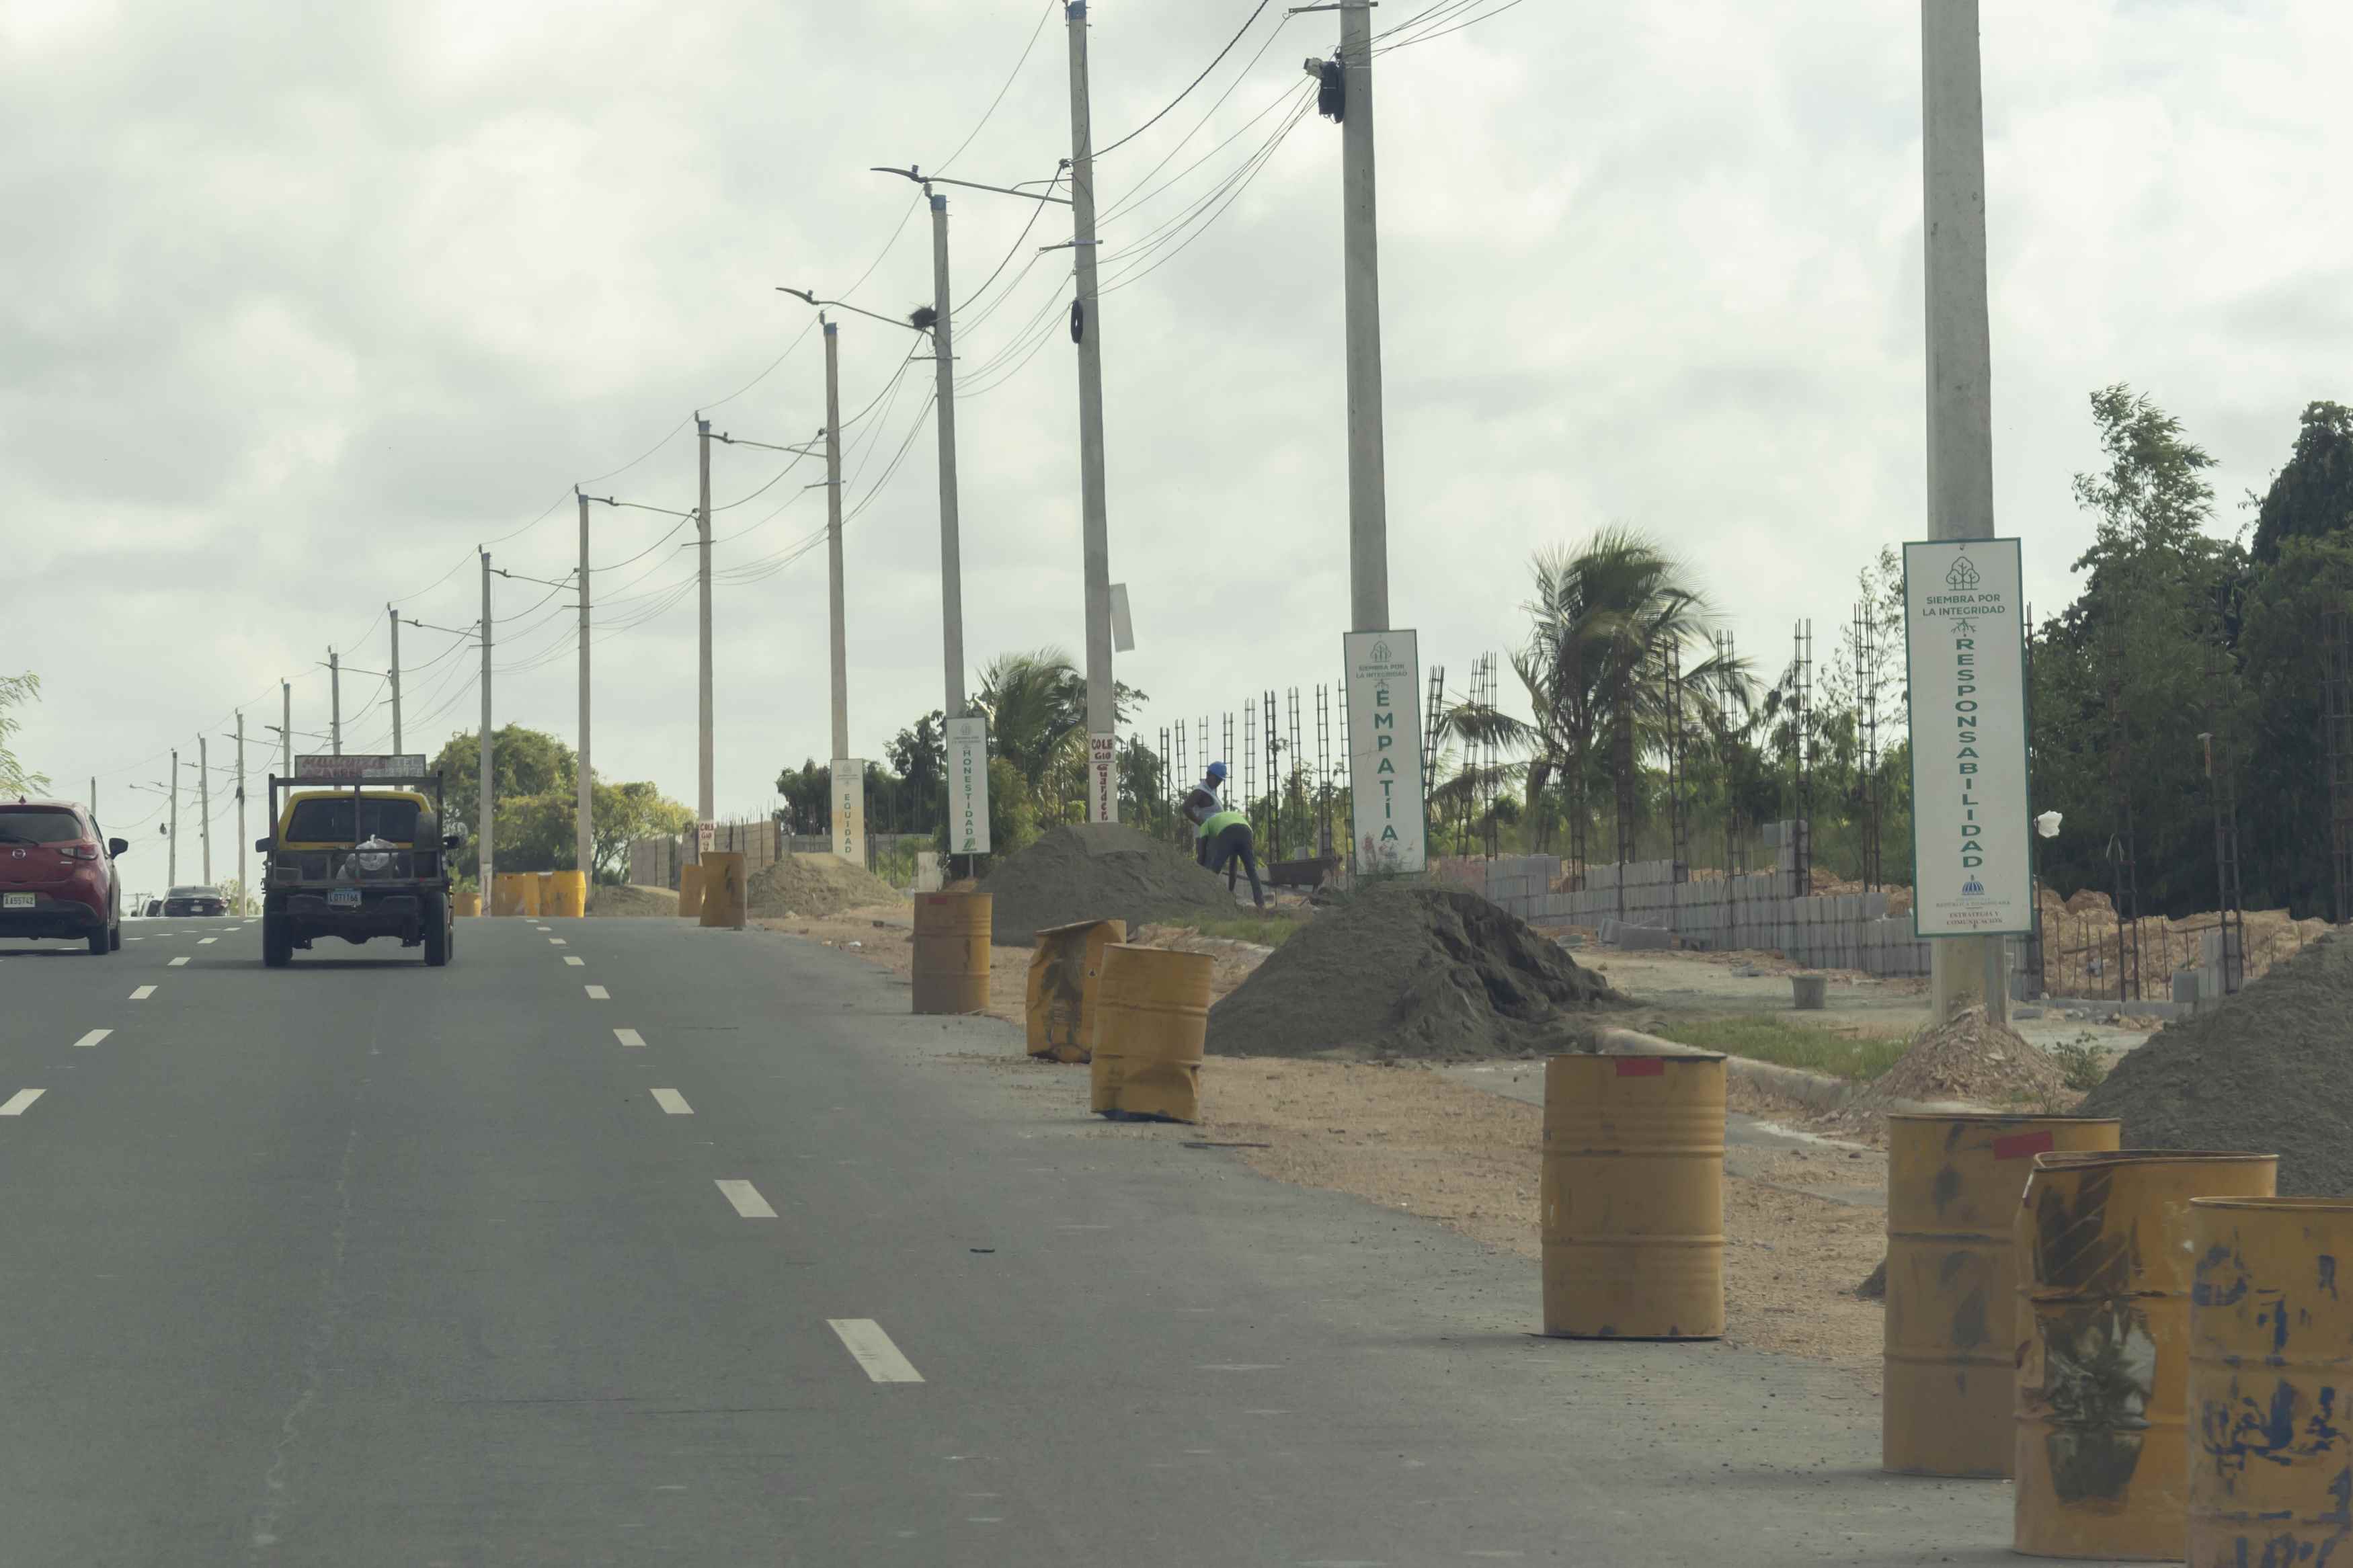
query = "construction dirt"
xmin=746 ymin=854 xmax=903 ymax=919
xmin=1836 ymin=1007 xmax=2072 ymax=1128
xmin=1207 ymin=882 xmax=1621 ymax=1061
xmin=2078 ymin=931 xmax=2352 ymax=1195
xmin=587 ymin=882 xmax=678 ymax=916
xmin=979 ymin=823 xmax=1238 ymax=946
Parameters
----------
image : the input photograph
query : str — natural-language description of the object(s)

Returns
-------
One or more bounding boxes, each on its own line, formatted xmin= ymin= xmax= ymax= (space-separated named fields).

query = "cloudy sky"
xmin=8 ymin=0 xmax=2350 ymax=848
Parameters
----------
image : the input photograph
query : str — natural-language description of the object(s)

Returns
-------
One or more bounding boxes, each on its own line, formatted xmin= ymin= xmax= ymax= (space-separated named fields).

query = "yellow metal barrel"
xmin=678 ymin=864 xmax=704 ymax=919
xmin=2186 ymin=1196 xmax=2353 ymax=1568
xmin=489 ymin=873 xmax=528 ymax=917
xmin=1540 ymin=1052 xmax=1725 ymax=1340
xmin=697 ymin=852 xmax=746 ymax=930
xmin=535 ymin=871 xmax=555 ymax=915
xmin=518 ymin=874 xmax=541 ymax=917
xmin=1088 ymin=944 xmax=1213 ymax=1122
xmin=1884 ymin=1114 xmax=2121 ymax=1477
xmin=2015 ymin=1149 xmax=2279 ymax=1560
xmin=545 ymin=870 xmax=587 ymax=919
xmin=1025 ymin=918 xmax=1125 ymax=1063
xmin=454 ymin=890 xmax=481 ymax=918
xmin=911 ymin=891 xmax=992 ymax=1014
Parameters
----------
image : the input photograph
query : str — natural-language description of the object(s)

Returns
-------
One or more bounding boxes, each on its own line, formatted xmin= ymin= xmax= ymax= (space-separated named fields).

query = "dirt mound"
xmin=980 ymin=823 xmax=1236 ymax=946
xmin=2063 ymin=886 xmax=2116 ymax=917
xmin=746 ymin=854 xmax=902 ymax=918
xmin=1843 ymin=1007 xmax=2071 ymax=1120
xmin=2078 ymin=932 xmax=2353 ymax=1195
xmin=588 ymin=883 xmax=678 ymax=916
xmin=1205 ymin=882 xmax=1622 ymax=1061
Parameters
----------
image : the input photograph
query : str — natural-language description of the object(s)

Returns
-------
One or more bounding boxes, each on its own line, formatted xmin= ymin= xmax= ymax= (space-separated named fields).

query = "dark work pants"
xmin=1207 ymin=823 xmax=1265 ymax=907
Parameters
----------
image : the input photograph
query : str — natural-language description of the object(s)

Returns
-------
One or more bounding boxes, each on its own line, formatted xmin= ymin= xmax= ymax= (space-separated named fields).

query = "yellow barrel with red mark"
xmin=2186 ymin=1197 xmax=2353 ymax=1567
xmin=911 ymin=891 xmax=992 ymax=1014
xmin=1883 ymin=1114 xmax=2120 ymax=1477
xmin=1541 ymin=1051 xmax=1725 ymax=1340
xmin=2014 ymin=1149 xmax=2278 ymax=1560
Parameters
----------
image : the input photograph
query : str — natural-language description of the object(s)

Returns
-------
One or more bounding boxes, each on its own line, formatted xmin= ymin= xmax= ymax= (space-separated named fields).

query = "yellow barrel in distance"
xmin=912 ymin=891 xmax=992 ymax=1014
xmin=1884 ymin=1114 xmax=2121 ymax=1478
xmin=518 ymin=874 xmax=541 ymax=917
xmin=489 ymin=873 xmax=525 ymax=917
xmin=1025 ymin=919 xmax=1125 ymax=1063
xmin=454 ymin=890 xmax=481 ymax=918
xmin=1541 ymin=1052 xmax=1726 ymax=1340
xmin=2186 ymin=1197 xmax=2353 ymax=1568
xmin=1088 ymin=943 xmax=1213 ymax=1122
xmin=2015 ymin=1150 xmax=2280 ymax=1561
xmin=535 ymin=871 xmax=555 ymax=915
xmin=678 ymin=863 xmax=704 ymax=919
xmin=546 ymin=870 xmax=587 ymax=919
xmin=697 ymin=852 xmax=746 ymax=930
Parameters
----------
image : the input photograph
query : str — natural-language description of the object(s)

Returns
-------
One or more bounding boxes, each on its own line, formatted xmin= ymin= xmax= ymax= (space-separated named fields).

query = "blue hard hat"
xmin=1207 ymin=761 xmax=1228 ymax=782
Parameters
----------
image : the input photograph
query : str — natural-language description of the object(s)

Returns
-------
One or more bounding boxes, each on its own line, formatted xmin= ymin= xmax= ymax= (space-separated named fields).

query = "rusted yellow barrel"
xmin=454 ymin=890 xmax=481 ymax=918
xmin=678 ymin=864 xmax=704 ymax=919
xmin=2186 ymin=1197 xmax=2353 ymax=1567
xmin=535 ymin=871 xmax=556 ymax=915
xmin=518 ymin=874 xmax=542 ymax=917
xmin=1025 ymin=919 xmax=1125 ymax=1063
xmin=1541 ymin=1052 xmax=1726 ymax=1340
xmin=911 ymin=891 xmax=992 ymax=1014
xmin=1088 ymin=944 xmax=1212 ymax=1122
xmin=1884 ymin=1114 xmax=2121 ymax=1477
xmin=697 ymin=852 xmax=746 ymax=930
xmin=489 ymin=872 xmax=530 ymax=917
xmin=545 ymin=870 xmax=587 ymax=918
xmin=2015 ymin=1149 xmax=2279 ymax=1560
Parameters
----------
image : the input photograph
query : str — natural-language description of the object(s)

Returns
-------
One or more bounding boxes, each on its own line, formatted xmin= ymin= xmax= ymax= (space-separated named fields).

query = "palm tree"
xmin=973 ymin=647 xmax=1087 ymax=798
xmin=1511 ymin=528 xmax=1743 ymax=872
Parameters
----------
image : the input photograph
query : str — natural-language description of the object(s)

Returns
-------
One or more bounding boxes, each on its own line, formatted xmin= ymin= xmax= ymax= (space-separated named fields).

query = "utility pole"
xmin=930 ymin=192 xmax=969 ymax=720
xmin=198 ymin=736 xmax=212 ymax=882
xmin=388 ymin=607 xmax=403 ymax=754
xmin=577 ymin=490 xmax=594 ymax=889
xmin=824 ymin=320 xmax=850 ymax=764
xmin=280 ymin=680 xmax=291 ymax=777
xmin=1067 ymin=1 xmax=1117 ymax=816
xmin=168 ymin=749 xmax=180 ymax=886
xmin=696 ymin=416 xmax=715 ymax=824
xmin=234 ymin=711 xmax=246 ymax=913
xmin=1921 ymin=0 xmax=2008 ymax=1026
xmin=329 ymin=648 xmax=342 ymax=755
xmin=479 ymin=550 xmax=495 ymax=897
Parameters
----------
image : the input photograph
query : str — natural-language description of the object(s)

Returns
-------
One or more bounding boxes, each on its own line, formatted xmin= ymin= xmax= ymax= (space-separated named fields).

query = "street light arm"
xmin=870 ymin=164 xmax=1071 ymax=206
xmin=774 ymin=288 xmax=929 ymax=337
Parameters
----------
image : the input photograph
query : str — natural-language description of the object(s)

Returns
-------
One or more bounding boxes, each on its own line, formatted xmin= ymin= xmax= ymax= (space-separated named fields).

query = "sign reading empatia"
xmin=1343 ymin=630 xmax=1427 ymax=874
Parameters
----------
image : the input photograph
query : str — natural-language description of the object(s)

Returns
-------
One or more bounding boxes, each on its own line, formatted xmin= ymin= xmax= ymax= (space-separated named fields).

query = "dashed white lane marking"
xmin=827 ymin=1319 xmax=924 ymax=1383
xmin=715 ymin=1180 xmax=776 ymax=1219
xmin=1197 ymin=1364 xmax=1281 ymax=1372
xmin=548 ymin=937 xmax=567 ymax=946
xmin=130 ymin=985 xmax=156 ymax=1000
xmin=125 ymin=937 xmax=143 ymax=942
xmin=0 ymin=1089 xmax=45 ymax=1116
xmin=198 ymin=936 xmax=217 ymax=945
xmin=168 ymin=956 xmax=190 ymax=967
xmin=614 ymin=1028 xmax=645 ymax=1048
xmin=563 ymin=956 xmax=585 ymax=966
xmin=650 ymin=1088 xmax=693 ymax=1115
xmin=534 ymin=925 xmax=551 ymax=932
xmin=584 ymin=985 xmax=610 ymax=1000
xmin=73 ymin=1030 xmax=111 ymax=1050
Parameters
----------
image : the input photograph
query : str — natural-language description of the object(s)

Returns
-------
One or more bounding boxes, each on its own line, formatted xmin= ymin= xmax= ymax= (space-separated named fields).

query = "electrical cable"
xmin=1093 ymin=0 xmax=1275 ymax=160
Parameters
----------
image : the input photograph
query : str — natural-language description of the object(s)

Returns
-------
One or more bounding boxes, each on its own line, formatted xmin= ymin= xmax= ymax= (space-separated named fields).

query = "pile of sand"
xmin=746 ymin=854 xmax=902 ymax=918
xmin=587 ymin=883 xmax=678 ymax=916
xmin=2079 ymin=933 xmax=2351 ymax=1194
xmin=1205 ymin=882 xmax=1620 ymax=1061
xmin=980 ymin=823 xmax=1237 ymax=946
xmin=1841 ymin=1007 xmax=2070 ymax=1121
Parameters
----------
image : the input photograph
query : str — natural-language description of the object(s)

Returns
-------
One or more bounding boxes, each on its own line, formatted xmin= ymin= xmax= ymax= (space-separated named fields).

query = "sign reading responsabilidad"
xmin=831 ymin=758 xmax=867 ymax=867
xmin=1904 ymin=538 xmax=2031 ymax=937
xmin=294 ymin=754 xmax=426 ymax=781
xmin=946 ymin=716 xmax=992 ymax=856
xmin=1086 ymin=733 xmax=1118 ymax=825
xmin=1343 ymin=629 xmax=1427 ymax=874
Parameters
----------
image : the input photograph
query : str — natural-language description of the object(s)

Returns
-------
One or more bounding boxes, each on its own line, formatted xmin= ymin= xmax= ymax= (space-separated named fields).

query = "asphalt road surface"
xmin=0 ymin=915 xmax=2099 ymax=1566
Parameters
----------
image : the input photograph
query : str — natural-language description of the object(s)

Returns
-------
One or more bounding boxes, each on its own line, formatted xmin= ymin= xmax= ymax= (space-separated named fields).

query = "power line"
xmin=1094 ymin=1 xmax=1278 ymax=160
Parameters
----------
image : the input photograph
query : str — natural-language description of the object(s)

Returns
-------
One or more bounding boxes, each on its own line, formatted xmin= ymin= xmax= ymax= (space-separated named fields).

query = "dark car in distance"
xmin=0 ymin=799 xmax=129 ymax=954
xmin=163 ymin=885 xmax=228 ymax=917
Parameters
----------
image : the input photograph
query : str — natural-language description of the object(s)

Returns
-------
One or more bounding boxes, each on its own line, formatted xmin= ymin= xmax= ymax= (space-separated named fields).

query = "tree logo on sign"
xmin=1946 ymin=556 xmax=1980 ymax=591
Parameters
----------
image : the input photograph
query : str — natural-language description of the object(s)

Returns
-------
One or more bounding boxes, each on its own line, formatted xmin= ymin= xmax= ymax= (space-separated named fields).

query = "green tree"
xmin=2249 ymin=401 xmax=2353 ymax=563
xmin=422 ymin=724 xmax=687 ymax=878
xmin=592 ymin=780 xmax=694 ymax=882
xmin=774 ymin=759 xmax=831 ymax=835
xmin=1 ymin=671 xmax=48 ymax=794
xmin=2233 ymin=532 xmax=2353 ymax=915
xmin=430 ymin=725 xmax=576 ymax=841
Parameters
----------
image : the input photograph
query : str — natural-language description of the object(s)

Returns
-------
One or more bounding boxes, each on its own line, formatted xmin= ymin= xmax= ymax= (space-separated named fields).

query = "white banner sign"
xmin=1087 ymin=733 xmax=1118 ymax=824
xmin=831 ymin=758 xmax=867 ymax=866
xmin=1343 ymin=629 xmax=1427 ymax=874
xmin=1905 ymin=538 xmax=2032 ymax=937
xmin=294 ymin=753 xmax=426 ymax=781
xmin=696 ymin=820 xmax=716 ymax=854
xmin=946 ymin=716 xmax=992 ymax=856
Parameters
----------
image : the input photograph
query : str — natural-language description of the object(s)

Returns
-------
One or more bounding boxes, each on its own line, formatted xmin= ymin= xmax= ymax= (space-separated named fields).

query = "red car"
xmin=0 ymin=798 xmax=128 ymax=955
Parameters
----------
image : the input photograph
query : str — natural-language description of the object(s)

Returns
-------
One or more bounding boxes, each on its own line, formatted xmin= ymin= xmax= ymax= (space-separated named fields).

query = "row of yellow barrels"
xmin=462 ymin=871 xmax=586 ymax=917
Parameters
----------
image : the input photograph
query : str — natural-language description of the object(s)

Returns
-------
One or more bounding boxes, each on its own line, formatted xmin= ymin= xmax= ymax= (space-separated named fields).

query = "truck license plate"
xmin=328 ymin=888 xmax=362 ymax=909
xmin=2 ymin=893 xmax=32 ymax=909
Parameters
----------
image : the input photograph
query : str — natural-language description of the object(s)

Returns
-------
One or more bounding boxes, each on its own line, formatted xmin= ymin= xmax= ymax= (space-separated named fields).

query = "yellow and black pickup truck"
xmin=255 ymin=757 xmax=463 ymax=968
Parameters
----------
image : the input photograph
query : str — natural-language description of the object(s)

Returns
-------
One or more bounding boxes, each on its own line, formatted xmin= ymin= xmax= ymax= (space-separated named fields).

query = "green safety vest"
xmin=1198 ymin=809 xmax=1248 ymax=839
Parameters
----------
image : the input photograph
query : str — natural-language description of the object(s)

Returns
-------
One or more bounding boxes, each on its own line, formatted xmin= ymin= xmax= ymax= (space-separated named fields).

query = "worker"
xmin=1181 ymin=762 xmax=1227 ymax=860
xmin=1199 ymin=804 xmax=1266 ymax=910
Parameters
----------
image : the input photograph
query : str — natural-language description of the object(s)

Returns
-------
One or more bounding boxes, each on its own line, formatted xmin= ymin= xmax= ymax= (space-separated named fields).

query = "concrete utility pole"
xmin=1067 ymin=0 xmax=1117 ymax=811
xmin=696 ymin=416 xmax=715 ymax=823
xmin=824 ymin=321 xmax=850 ymax=763
xmin=387 ymin=607 xmax=403 ymax=754
xmin=577 ymin=490 xmax=594 ymax=888
xmin=280 ymin=680 xmax=291 ymax=778
xmin=1921 ymin=0 xmax=2009 ymax=1026
xmin=328 ymin=649 xmax=342 ymax=755
xmin=168 ymin=749 xmax=180 ymax=886
xmin=198 ymin=736 xmax=211 ymax=882
xmin=930 ymin=192 xmax=969 ymax=720
xmin=234 ymin=711 xmax=246 ymax=913
xmin=479 ymin=550 xmax=495 ymax=897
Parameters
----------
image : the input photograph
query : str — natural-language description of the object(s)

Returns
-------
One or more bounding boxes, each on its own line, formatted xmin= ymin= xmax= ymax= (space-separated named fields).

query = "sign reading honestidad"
xmin=1343 ymin=629 xmax=1427 ymax=874
xmin=1903 ymin=538 xmax=2032 ymax=938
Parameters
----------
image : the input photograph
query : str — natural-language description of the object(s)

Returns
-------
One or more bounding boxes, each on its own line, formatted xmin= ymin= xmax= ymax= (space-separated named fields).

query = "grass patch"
xmin=1645 ymin=1014 xmax=1911 ymax=1083
xmin=1184 ymin=913 xmax=1307 ymax=947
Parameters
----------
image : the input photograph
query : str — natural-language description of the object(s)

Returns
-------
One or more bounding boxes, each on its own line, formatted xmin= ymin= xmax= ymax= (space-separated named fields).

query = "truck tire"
xmin=263 ymin=912 xmax=292 ymax=968
xmin=422 ymin=895 xmax=450 ymax=967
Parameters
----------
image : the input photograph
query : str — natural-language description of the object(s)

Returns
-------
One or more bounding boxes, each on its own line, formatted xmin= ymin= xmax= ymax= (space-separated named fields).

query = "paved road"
xmin=1 ymin=915 xmax=2094 ymax=1565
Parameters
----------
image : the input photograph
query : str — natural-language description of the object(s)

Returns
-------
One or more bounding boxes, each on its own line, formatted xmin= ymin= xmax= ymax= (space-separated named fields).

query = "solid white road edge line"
xmin=0 ymin=1089 xmax=45 ymax=1116
xmin=715 ymin=1180 xmax=776 ymax=1219
xmin=650 ymin=1088 xmax=692 ymax=1115
xmin=73 ymin=1030 xmax=111 ymax=1049
xmin=130 ymin=985 xmax=156 ymax=1000
xmin=614 ymin=1028 xmax=646 ymax=1047
xmin=584 ymin=985 xmax=609 ymax=1000
xmin=827 ymin=1319 xmax=924 ymax=1384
